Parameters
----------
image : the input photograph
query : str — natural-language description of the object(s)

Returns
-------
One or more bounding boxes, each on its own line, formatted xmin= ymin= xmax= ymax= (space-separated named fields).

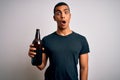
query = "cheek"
xmin=54 ymin=15 xmax=60 ymax=21
xmin=67 ymin=15 xmax=71 ymax=20
xmin=54 ymin=17 xmax=59 ymax=22
xmin=67 ymin=17 xmax=71 ymax=23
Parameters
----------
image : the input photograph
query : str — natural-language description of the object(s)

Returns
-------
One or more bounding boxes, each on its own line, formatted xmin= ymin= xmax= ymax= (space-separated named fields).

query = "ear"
xmin=53 ymin=15 xmax=56 ymax=21
xmin=70 ymin=13 xmax=71 ymax=19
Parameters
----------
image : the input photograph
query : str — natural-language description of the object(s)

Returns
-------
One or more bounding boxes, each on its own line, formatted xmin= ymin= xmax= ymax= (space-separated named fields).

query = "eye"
xmin=55 ymin=11 xmax=61 ymax=15
xmin=65 ymin=10 xmax=70 ymax=14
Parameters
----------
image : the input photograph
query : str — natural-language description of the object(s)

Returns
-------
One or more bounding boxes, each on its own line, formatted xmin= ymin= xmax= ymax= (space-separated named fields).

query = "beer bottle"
xmin=32 ymin=29 xmax=42 ymax=66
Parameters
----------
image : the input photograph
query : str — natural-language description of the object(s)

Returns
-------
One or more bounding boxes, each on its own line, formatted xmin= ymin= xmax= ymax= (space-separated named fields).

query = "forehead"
xmin=55 ymin=5 xmax=70 ymax=12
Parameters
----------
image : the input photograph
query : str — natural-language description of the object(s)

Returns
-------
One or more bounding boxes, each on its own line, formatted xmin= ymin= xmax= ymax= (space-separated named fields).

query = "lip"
xmin=60 ymin=20 xmax=66 ymax=25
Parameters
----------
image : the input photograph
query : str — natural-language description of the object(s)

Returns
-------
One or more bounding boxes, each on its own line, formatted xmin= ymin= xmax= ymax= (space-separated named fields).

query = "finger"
xmin=29 ymin=47 xmax=36 ymax=51
xmin=30 ymin=54 xmax=35 ymax=58
xmin=30 ymin=44 xmax=34 ymax=47
xmin=28 ymin=52 xmax=36 ymax=57
xmin=29 ymin=51 xmax=36 ymax=55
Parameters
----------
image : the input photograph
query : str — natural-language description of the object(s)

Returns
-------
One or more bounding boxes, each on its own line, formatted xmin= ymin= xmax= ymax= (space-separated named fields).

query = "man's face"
xmin=54 ymin=5 xmax=71 ymax=30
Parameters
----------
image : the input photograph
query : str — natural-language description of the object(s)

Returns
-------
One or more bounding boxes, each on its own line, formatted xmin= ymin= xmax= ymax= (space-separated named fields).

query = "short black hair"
xmin=53 ymin=2 xmax=70 ymax=14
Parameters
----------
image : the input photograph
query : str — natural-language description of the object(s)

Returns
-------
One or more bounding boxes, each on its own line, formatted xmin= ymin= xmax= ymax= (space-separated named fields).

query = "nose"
xmin=61 ymin=13 xmax=65 ymax=19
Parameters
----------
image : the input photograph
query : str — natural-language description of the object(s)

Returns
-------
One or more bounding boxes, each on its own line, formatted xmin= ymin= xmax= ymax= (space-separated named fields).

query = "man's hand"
xmin=28 ymin=44 xmax=36 ymax=58
xmin=28 ymin=44 xmax=48 ymax=70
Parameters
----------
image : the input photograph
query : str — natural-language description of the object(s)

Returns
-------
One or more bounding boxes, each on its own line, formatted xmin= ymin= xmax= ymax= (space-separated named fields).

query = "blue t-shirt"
xmin=42 ymin=31 xmax=90 ymax=80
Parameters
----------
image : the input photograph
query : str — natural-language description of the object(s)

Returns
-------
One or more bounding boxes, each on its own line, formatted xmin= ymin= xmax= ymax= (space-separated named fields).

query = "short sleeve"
xmin=79 ymin=36 xmax=90 ymax=55
xmin=41 ymin=38 xmax=48 ymax=55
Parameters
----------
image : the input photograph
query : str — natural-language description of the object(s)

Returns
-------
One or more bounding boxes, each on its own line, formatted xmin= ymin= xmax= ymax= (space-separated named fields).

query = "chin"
xmin=58 ymin=26 xmax=67 ymax=30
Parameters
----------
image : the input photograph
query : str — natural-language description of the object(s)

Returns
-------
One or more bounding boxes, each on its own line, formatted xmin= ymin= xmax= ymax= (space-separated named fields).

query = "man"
xmin=28 ymin=2 xmax=90 ymax=80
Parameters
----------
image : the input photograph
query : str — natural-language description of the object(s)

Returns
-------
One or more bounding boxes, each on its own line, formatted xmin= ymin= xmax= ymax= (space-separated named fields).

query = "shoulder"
xmin=42 ymin=32 xmax=56 ymax=41
xmin=72 ymin=31 xmax=86 ymax=40
xmin=72 ymin=31 xmax=89 ymax=46
xmin=73 ymin=32 xmax=90 ymax=54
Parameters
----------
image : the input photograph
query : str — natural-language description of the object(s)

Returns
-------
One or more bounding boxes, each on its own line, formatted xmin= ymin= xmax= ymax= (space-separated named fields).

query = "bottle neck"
xmin=35 ymin=29 xmax=40 ymax=40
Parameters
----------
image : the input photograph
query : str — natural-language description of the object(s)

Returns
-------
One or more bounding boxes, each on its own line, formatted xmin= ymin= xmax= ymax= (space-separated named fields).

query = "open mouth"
xmin=61 ymin=21 xmax=66 ymax=24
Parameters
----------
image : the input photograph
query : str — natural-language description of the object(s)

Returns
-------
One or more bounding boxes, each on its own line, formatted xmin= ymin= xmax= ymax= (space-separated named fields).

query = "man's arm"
xmin=79 ymin=53 xmax=88 ymax=80
xmin=37 ymin=49 xmax=48 ymax=70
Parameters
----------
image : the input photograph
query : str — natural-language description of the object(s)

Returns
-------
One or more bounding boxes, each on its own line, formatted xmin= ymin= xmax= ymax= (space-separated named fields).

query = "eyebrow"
xmin=64 ymin=9 xmax=70 ymax=11
xmin=55 ymin=8 xmax=70 ymax=13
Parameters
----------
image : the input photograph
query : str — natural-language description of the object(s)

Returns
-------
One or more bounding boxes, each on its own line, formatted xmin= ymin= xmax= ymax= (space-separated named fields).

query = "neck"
xmin=56 ymin=27 xmax=72 ymax=36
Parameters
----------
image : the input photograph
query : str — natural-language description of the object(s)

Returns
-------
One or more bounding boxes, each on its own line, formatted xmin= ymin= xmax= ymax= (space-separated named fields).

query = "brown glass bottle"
xmin=32 ymin=29 xmax=42 ymax=66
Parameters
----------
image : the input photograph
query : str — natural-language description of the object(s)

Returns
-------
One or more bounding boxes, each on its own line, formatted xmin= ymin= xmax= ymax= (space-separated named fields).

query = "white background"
xmin=0 ymin=0 xmax=120 ymax=80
